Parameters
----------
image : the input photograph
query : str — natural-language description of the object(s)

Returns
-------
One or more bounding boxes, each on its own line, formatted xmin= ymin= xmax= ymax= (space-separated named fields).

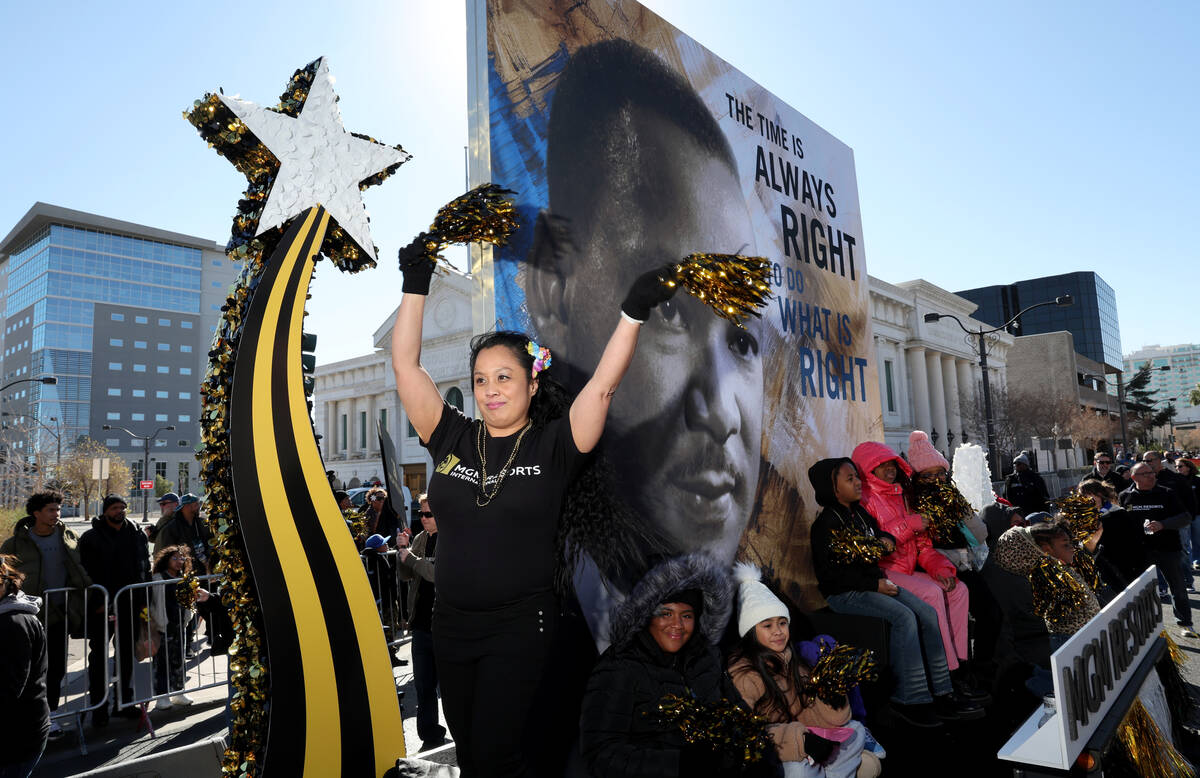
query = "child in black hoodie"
xmin=808 ymin=457 xmax=983 ymax=729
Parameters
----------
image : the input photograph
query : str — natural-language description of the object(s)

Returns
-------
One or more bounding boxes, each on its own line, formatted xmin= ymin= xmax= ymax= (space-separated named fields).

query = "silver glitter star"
xmin=219 ymin=58 xmax=408 ymax=260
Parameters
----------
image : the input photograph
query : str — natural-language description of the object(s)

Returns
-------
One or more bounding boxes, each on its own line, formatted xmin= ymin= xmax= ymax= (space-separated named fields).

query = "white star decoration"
xmin=219 ymin=58 xmax=408 ymax=261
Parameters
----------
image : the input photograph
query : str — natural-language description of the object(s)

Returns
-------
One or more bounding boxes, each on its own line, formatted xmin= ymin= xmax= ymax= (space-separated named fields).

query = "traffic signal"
xmin=301 ymin=331 xmax=317 ymax=397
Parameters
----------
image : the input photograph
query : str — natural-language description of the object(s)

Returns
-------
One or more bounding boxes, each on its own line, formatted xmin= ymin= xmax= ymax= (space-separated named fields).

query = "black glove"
xmin=803 ymin=732 xmax=837 ymax=765
xmin=620 ymin=264 xmax=678 ymax=323
xmin=397 ymin=232 xmax=437 ymax=295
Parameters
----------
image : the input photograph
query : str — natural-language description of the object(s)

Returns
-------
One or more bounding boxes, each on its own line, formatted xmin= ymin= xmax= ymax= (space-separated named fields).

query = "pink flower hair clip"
xmin=526 ymin=340 xmax=552 ymax=378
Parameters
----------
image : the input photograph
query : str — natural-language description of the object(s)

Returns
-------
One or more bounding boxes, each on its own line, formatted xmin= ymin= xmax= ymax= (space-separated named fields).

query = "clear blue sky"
xmin=2 ymin=0 xmax=1196 ymax=366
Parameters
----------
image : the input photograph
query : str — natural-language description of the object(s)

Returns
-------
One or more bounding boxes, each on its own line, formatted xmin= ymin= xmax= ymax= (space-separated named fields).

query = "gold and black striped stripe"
xmin=230 ymin=206 xmax=405 ymax=776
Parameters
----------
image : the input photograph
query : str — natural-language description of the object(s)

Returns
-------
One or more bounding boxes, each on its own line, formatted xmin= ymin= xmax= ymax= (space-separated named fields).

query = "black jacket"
xmin=78 ymin=517 xmax=150 ymax=598
xmin=1081 ymin=468 xmax=1130 ymax=493
xmin=0 ymin=592 xmax=49 ymax=763
xmin=807 ymin=457 xmax=894 ymax=598
xmin=1005 ymin=469 xmax=1048 ymax=515
xmin=1097 ymin=506 xmax=1149 ymax=586
xmin=579 ymin=553 xmax=753 ymax=778
xmin=1155 ymin=469 xmax=1198 ymax=517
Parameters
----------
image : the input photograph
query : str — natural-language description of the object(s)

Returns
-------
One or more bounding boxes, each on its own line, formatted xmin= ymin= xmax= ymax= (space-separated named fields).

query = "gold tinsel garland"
xmin=176 ymin=569 xmax=200 ymax=610
xmin=667 ymin=253 xmax=773 ymax=327
xmin=1164 ymin=630 xmax=1186 ymax=668
xmin=828 ymin=527 xmax=891 ymax=565
xmin=805 ymin=644 xmax=879 ymax=705
xmin=913 ymin=481 xmax=974 ymax=546
xmin=395 ymin=183 xmax=518 ymax=269
xmin=184 ymin=58 xmax=408 ymax=778
xmin=1029 ymin=556 xmax=1094 ymax=627
xmin=653 ymin=693 xmax=772 ymax=765
xmin=1055 ymin=491 xmax=1102 ymax=546
xmin=1115 ymin=699 xmax=1196 ymax=778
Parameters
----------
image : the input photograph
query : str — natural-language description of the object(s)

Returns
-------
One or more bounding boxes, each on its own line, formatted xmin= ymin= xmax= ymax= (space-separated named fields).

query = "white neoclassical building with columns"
xmin=313 ymin=268 xmax=474 ymax=496
xmin=869 ymin=277 xmax=1013 ymax=461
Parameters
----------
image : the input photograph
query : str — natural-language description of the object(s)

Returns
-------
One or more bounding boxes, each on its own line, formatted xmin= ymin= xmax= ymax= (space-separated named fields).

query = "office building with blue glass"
xmin=956 ymin=271 xmax=1122 ymax=372
xmin=0 ymin=203 xmax=237 ymax=500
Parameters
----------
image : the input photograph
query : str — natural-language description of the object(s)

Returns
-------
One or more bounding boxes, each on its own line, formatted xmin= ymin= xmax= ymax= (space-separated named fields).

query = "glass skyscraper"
xmin=0 ymin=203 xmax=236 ymax=502
xmin=956 ymin=271 xmax=1122 ymax=371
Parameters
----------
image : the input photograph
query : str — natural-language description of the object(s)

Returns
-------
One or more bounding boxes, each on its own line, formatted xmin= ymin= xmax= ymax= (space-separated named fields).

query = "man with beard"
xmin=525 ymin=39 xmax=764 ymax=588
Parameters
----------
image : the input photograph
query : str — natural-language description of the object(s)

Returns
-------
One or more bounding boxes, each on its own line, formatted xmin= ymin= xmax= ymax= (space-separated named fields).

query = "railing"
xmin=361 ymin=548 xmax=408 ymax=651
xmin=111 ymin=573 xmax=228 ymax=725
xmin=39 ymin=584 xmax=109 ymax=755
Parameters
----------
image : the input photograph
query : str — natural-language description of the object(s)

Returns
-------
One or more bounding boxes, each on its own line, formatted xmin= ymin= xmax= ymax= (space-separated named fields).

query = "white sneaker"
xmin=1179 ymin=627 xmax=1199 ymax=640
xmin=155 ymin=698 xmax=173 ymax=711
xmin=169 ymin=694 xmax=194 ymax=706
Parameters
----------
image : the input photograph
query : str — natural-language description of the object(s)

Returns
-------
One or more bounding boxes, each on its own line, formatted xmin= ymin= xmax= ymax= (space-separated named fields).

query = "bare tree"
xmin=58 ymin=438 xmax=132 ymax=516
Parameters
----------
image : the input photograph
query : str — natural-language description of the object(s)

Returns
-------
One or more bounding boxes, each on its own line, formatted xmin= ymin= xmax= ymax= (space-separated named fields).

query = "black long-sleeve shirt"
xmin=1118 ymin=485 xmax=1189 ymax=553
xmin=810 ymin=504 xmax=896 ymax=598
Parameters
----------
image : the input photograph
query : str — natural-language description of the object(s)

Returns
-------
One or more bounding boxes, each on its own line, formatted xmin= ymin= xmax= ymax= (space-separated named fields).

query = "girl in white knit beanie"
xmin=726 ymin=564 xmax=880 ymax=778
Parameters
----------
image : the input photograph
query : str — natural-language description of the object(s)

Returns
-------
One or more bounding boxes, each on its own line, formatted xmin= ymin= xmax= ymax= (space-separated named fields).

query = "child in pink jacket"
xmin=851 ymin=442 xmax=972 ymax=681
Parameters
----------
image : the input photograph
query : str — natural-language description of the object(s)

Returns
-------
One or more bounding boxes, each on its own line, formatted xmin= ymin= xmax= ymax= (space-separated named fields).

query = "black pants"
xmin=433 ymin=593 xmax=557 ymax=778
xmin=1151 ymin=549 xmax=1192 ymax=627
xmin=411 ymin=627 xmax=445 ymax=743
xmin=154 ymin=622 xmax=186 ymax=695
xmin=45 ymin=619 xmax=67 ymax=711
xmin=88 ymin=610 xmax=136 ymax=709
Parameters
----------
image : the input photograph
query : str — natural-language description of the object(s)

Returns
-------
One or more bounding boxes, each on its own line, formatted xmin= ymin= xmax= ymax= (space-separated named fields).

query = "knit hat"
xmin=733 ymin=562 xmax=788 ymax=637
xmin=1014 ymin=453 xmax=1031 ymax=467
xmin=101 ymin=495 xmax=127 ymax=512
xmin=907 ymin=430 xmax=949 ymax=473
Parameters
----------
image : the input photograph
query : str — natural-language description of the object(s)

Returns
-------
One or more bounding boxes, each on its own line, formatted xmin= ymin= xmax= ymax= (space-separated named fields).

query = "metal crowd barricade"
xmin=361 ymin=548 xmax=407 ymax=651
xmin=111 ymin=573 xmax=228 ymax=729
xmin=39 ymin=584 xmax=108 ymax=755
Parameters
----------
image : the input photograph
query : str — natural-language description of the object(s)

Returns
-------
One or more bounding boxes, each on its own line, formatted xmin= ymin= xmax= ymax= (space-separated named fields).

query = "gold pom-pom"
xmin=1071 ymin=550 xmax=1103 ymax=593
xmin=828 ymin=527 xmax=892 ymax=565
xmin=1115 ymin=698 xmax=1196 ymax=778
xmin=1055 ymin=491 xmax=1102 ymax=546
xmin=176 ymin=569 xmax=200 ymax=610
xmin=805 ymin=644 xmax=879 ymax=704
xmin=653 ymin=693 xmax=772 ymax=765
xmin=397 ymin=183 xmax=518 ymax=269
xmin=668 ymin=253 xmax=773 ymax=327
xmin=913 ymin=481 xmax=974 ymax=545
xmin=1029 ymin=556 xmax=1094 ymax=626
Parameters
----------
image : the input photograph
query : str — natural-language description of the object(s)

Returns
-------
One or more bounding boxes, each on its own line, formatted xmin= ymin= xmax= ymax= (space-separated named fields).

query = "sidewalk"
xmin=34 ymin=635 xmax=452 ymax=777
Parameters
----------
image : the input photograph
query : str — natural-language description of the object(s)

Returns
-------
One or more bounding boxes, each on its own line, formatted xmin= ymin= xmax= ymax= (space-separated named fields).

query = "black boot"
xmin=934 ymin=693 xmax=985 ymax=721
xmin=953 ymin=666 xmax=992 ymax=706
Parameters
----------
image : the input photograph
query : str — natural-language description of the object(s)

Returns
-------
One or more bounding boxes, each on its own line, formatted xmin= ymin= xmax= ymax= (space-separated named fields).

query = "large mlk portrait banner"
xmin=466 ymin=0 xmax=882 ymax=621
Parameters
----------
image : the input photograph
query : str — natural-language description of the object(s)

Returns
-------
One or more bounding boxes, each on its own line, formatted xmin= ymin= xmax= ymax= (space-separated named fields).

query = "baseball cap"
xmin=158 ymin=492 xmax=180 ymax=505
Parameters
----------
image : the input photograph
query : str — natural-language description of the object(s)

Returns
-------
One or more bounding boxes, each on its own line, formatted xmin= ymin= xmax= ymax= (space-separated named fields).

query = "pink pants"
xmin=887 ymin=569 xmax=969 ymax=670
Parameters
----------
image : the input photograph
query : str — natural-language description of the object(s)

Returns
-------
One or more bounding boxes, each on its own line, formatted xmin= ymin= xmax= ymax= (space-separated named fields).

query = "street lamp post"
xmin=102 ymin=424 xmax=176 ymax=522
xmin=925 ymin=294 xmax=1074 ymax=480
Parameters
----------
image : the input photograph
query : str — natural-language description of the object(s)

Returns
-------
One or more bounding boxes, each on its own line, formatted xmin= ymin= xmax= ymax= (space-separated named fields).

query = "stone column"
xmin=906 ymin=347 xmax=933 ymax=433
xmin=925 ymin=351 xmax=949 ymax=446
xmin=366 ymin=394 xmax=377 ymax=453
xmin=955 ymin=360 xmax=976 ymax=443
xmin=325 ymin=400 xmax=337 ymax=457
xmin=943 ymin=355 xmax=962 ymax=449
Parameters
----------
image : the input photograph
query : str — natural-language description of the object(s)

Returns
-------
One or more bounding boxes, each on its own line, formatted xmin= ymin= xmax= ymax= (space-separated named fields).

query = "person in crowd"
xmin=155 ymin=493 xmax=220 ymax=657
xmin=1120 ymin=463 xmax=1197 ymax=638
xmin=808 ymin=457 xmax=982 ymax=729
xmin=1144 ymin=450 xmax=1199 ymax=590
xmin=1 ymin=490 xmax=91 ymax=739
xmin=78 ymin=495 xmax=150 ymax=726
xmin=980 ymin=501 xmax=1026 ymax=550
xmin=580 ymin=554 xmax=768 ymax=778
xmin=905 ymin=431 xmax=998 ymax=699
xmin=394 ymin=224 xmax=669 ymax=775
xmin=364 ymin=487 xmax=401 ymax=542
xmin=1177 ymin=459 xmax=1200 ymax=572
xmin=148 ymin=545 xmax=210 ymax=711
xmin=993 ymin=521 xmax=1101 ymax=652
xmin=850 ymin=441 xmax=983 ymax=705
xmin=1081 ymin=452 xmax=1129 ymax=493
xmin=0 ymin=554 xmax=49 ymax=778
xmin=333 ymin=489 xmax=352 ymax=512
xmin=1004 ymin=453 xmax=1049 ymax=515
xmin=397 ymin=493 xmax=447 ymax=750
xmin=726 ymin=564 xmax=878 ymax=778
xmin=1078 ymin=479 xmax=1147 ymax=589
xmin=146 ymin=492 xmax=180 ymax=543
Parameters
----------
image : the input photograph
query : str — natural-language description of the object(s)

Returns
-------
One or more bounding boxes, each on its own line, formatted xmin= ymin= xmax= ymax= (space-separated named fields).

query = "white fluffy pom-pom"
xmin=952 ymin=443 xmax=995 ymax=512
xmin=733 ymin=561 xmax=762 ymax=585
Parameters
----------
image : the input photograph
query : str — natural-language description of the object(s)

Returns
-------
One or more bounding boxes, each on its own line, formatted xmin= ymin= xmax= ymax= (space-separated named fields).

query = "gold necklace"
xmin=475 ymin=419 xmax=532 ymax=507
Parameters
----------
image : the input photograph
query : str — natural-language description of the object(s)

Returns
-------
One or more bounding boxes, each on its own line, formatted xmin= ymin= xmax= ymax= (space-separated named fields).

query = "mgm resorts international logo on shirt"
xmin=435 ymin=453 xmax=541 ymax=486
